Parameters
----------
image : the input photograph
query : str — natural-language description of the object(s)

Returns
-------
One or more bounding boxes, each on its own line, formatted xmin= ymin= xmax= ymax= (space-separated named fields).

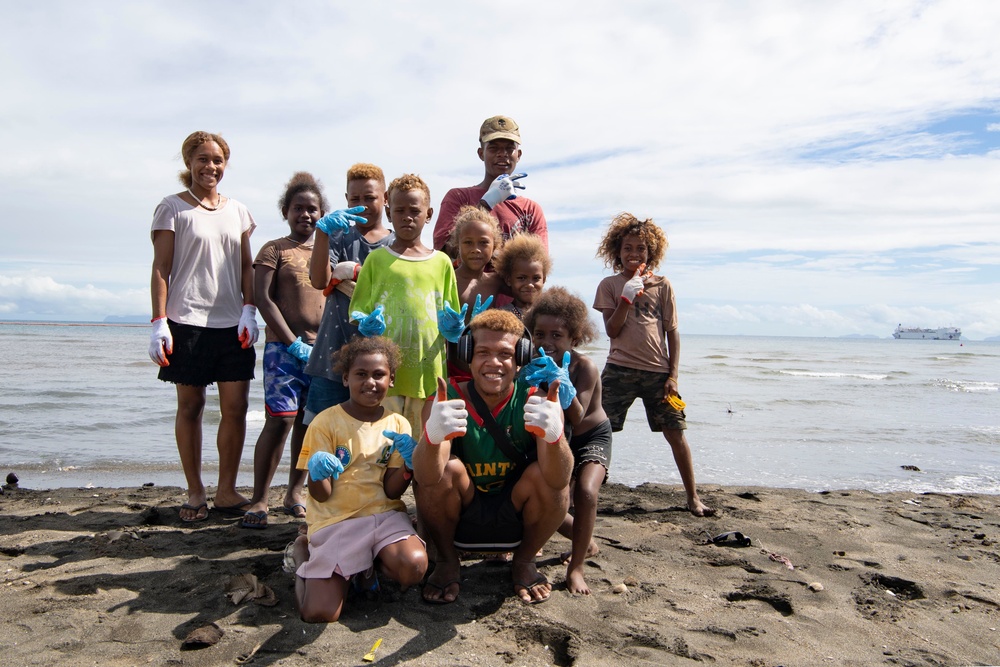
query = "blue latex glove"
xmin=352 ymin=305 xmax=386 ymax=337
xmin=437 ymin=301 xmax=467 ymax=343
xmin=470 ymin=293 xmax=493 ymax=319
xmin=481 ymin=173 xmax=527 ymax=209
xmin=383 ymin=429 xmax=417 ymax=469
xmin=522 ymin=347 xmax=560 ymax=385
xmin=287 ymin=337 xmax=312 ymax=363
xmin=523 ymin=349 xmax=577 ymax=409
xmin=316 ymin=206 xmax=367 ymax=235
xmin=308 ymin=451 xmax=344 ymax=482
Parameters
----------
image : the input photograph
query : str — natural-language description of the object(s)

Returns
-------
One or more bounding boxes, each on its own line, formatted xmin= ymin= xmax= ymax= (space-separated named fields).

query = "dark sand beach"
xmin=1 ymin=481 xmax=998 ymax=666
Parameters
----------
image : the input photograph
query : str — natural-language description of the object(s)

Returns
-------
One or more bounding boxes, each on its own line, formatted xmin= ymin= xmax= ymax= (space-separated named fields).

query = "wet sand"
xmin=1 ymin=481 xmax=998 ymax=666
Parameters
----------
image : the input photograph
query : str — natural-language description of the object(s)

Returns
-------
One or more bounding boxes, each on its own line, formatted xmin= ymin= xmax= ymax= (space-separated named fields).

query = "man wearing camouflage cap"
xmin=433 ymin=115 xmax=548 ymax=258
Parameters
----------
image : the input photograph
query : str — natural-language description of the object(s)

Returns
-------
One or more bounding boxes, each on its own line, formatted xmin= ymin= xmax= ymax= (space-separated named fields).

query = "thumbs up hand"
xmin=524 ymin=380 xmax=564 ymax=444
xmin=423 ymin=377 xmax=467 ymax=445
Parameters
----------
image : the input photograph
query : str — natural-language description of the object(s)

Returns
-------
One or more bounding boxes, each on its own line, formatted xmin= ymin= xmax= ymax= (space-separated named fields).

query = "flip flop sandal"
xmin=706 ymin=530 xmax=752 ymax=547
xmin=179 ymin=502 xmax=209 ymax=523
xmin=422 ymin=579 xmax=460 ymax=605
xmin=513 ymin=575 xmax=551 ymax=604
xmin=214 ymin=500 xmax=251 ymax=517
xmin=240 ymin=510 xmax=268 ymax=529
xmin=282 ymin=503 xmax=307 ymax=519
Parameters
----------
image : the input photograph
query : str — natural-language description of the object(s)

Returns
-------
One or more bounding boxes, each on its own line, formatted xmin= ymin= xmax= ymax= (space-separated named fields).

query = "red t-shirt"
xmin=433 ymin=186 xmax=548 ymax=252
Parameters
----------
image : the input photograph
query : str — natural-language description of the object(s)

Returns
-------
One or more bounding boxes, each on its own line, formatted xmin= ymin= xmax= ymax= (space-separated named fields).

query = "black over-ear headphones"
xmin=456 ymin=324 xmax=534 ymax=367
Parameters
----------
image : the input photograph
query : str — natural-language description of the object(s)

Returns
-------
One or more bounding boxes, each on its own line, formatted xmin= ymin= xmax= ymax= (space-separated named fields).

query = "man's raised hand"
xmin=524 ymin=380 xmax=564 ymax=444
xmin=424 ymin=377 xmax=467 ymax=445
xmin=481 ymin=173 xmax=527 ymax=210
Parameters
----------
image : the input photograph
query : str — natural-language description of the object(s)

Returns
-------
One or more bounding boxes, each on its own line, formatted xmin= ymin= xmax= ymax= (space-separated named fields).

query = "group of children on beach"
xmin=149 ymin=120 xmax=713 ymax=623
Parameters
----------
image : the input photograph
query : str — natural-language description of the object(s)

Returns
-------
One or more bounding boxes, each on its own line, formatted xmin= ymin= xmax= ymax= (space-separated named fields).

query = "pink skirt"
xmin=297 ymin=510 xmax=420 ymax=580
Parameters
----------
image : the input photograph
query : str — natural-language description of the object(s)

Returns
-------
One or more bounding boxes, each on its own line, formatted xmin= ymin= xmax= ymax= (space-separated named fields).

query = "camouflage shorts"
xmin=600 ymin=363 xmax=686 ymax=432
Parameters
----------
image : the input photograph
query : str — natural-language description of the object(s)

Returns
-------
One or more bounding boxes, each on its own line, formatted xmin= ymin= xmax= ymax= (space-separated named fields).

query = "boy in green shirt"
xmin=349 ymin=174 xmax=460 ymax=439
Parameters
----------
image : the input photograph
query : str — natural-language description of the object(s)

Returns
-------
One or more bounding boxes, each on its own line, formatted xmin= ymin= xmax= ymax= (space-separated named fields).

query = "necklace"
xmin=187 ymin=188 xmax=221 ymax=211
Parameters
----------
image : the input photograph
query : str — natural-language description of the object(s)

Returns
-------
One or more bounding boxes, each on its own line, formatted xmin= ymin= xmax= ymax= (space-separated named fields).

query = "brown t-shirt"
xmin=593 ymin=273 xmax=678 ymax=373
xmin=253 ymin=237 xmax=325 ymax=344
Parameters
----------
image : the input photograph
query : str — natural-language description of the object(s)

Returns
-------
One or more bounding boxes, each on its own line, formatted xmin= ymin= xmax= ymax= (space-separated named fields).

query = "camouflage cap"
xmin=479 ymin=115 xmax=521 ymax=144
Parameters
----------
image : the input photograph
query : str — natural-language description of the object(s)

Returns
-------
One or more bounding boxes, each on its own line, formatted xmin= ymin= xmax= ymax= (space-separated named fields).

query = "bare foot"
xmin=689 ymin=498 xmax=716 ymax=517
xmin=559 ymin=541 xmax=600 ymax=565
xmin=423 ymin=563 xmax=461 ymax=604
xmin=565 ymin=566 xmax=591 ymax=595
xmin=511 ymin=560 xmax=551 ymax=604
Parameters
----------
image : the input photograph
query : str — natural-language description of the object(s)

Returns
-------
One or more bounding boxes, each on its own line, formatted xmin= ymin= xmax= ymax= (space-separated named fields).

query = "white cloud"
xmin=1 ymin=1 xmax=999 ymax=337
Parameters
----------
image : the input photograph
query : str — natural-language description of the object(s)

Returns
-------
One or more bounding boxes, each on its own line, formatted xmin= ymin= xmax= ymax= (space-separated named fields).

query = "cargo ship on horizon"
xmin=892 ymin=324 xmax=962 ymax=340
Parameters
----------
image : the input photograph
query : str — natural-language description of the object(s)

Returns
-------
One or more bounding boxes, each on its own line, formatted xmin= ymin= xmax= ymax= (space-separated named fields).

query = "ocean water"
xmin=1 ymin=322 xmax=998 ymax=494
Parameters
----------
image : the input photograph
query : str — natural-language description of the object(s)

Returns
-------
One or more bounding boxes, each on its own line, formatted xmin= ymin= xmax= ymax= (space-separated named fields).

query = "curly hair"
xmin=469 ymin=308 xmax=526 ymax=338
xmin=178 ymin=131 xmax=230 ymax=188
xmin=493 ymin=234 xmax=551 ymax=282
xmin=347 ymin=163 xmax=385 ymax=188
xmin=278 ymin=171 xmax=329 ymax=217
xmin=386 ymin=173 xmax=430 ymax=206
xmin=595 ymin=212 xmax=669 ymax=273
xmin=523 ymin=286 xmax=597 ymax=347
xmin=332 ymin=336 xmax=401 ymax=377
xmin=447 ymin=206 xmax=503 ymax=256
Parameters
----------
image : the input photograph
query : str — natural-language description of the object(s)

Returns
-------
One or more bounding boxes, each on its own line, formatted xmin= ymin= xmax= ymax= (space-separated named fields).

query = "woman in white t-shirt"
xmin=149 ymin=131 xmax=259 ymax=523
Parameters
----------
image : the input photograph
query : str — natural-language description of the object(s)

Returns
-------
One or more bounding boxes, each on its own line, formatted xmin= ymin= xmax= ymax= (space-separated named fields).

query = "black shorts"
xmin=453 ymin=483 xmax=523 ymax=552
xmin=157 ymin=320 xmax=255 ymax=387
xmin=569 ymin=418 xmax=612 ymax=481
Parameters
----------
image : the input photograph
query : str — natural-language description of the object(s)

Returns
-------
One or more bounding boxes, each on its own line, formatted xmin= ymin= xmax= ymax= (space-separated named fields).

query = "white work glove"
xmin=523 ymin=381 xmax=564 ymax=444
xmin=149 ymin=317 xmax=172 ymax=367
xmin=620 ymin=263 xmax=648 ymax=304
xmin=237 ymin=305 xmax=259 ymax=348
xmin=332 ymin=261 xmax=360 ymax=282
xmin=424 ymin=377 xmax=467 ymax=445
xmin=480 ymin=173 xmax=526 ymax=210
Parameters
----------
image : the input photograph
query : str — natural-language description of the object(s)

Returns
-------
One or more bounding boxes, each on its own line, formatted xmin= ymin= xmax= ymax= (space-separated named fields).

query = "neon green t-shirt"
xmin=350 ymin=247 xmax=460 ymax=399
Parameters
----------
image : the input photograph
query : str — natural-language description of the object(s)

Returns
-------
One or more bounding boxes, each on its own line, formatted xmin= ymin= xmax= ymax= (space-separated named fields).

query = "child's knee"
xmin=298 ymin=588 xmax=342 ymax=623
xmin=395 ymin=552 xmax=429 ymax=587
xmin=299 ymin=604 xmax=341 ymax=624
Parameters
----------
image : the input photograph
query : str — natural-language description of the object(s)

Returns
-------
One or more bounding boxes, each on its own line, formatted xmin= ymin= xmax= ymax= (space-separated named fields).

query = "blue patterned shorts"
xmin=263 ymin=342 xmax=311 ymax=417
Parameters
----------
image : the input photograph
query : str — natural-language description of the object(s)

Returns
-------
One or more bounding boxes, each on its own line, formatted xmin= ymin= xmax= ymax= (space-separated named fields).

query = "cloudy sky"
xmin=2 ymin=1 xmax=999 ymax=338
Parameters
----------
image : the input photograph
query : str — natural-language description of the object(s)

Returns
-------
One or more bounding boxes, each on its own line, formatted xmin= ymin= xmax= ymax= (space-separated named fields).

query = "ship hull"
xmin=892 ymin=326 xmax=961 ymax=340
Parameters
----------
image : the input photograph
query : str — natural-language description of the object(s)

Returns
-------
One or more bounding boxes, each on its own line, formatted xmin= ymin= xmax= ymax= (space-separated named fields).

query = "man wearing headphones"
xmin=412 ymin=309 xmax=572 ymax=605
